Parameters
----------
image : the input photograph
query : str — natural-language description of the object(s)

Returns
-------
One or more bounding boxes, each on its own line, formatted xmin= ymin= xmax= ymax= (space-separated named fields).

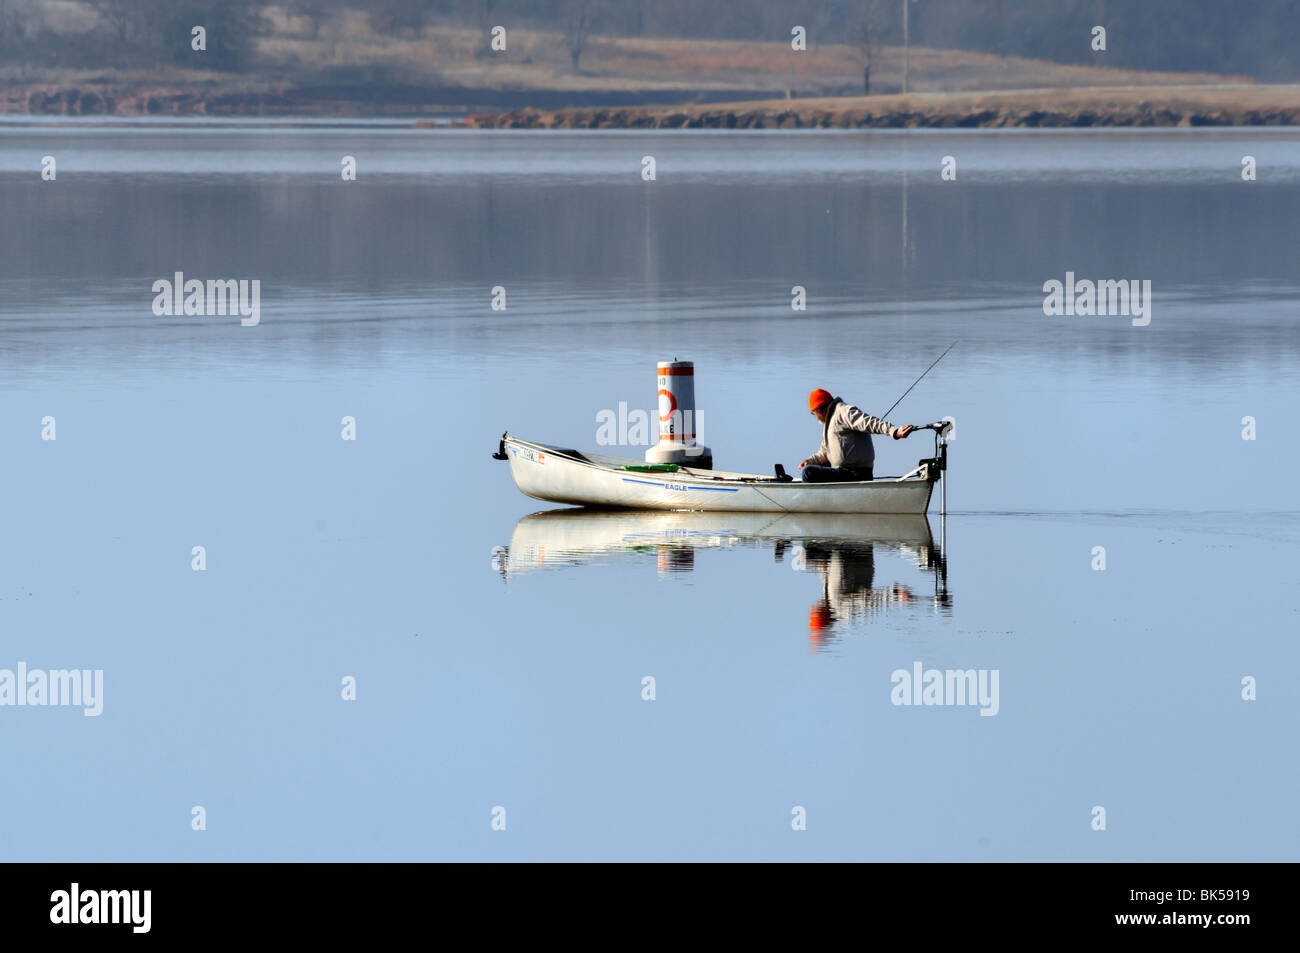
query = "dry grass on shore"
xmin=253 ymin=12 xmax=1248 ymax=97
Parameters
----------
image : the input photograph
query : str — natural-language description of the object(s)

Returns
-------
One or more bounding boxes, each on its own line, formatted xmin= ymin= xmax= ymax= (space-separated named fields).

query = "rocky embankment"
xmin=4 ymin=85 xmax=293 ymax=115
xmin=8 ymin=81 xmax=1296 ymax=126
xmin=462 ymin=85 xmax=1300 ymax=129
xmin=1 ymin=83 xmax=782 ymax=117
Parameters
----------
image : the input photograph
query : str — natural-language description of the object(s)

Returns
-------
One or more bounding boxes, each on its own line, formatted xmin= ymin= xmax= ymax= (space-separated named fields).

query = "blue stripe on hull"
xmin=621 ymin=477 xmax=739 ymax=493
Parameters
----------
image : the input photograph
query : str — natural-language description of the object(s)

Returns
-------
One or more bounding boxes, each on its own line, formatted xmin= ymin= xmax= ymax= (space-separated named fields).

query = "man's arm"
xmin=799 ymin=430 xmax=831 ymax=470
xmin=842 ymin=404 xmax=900 ymax=437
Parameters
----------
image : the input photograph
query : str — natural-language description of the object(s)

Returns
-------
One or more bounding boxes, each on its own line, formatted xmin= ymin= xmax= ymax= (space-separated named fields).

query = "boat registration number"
xmin=512 ymin=446 xmax=545 ymax=465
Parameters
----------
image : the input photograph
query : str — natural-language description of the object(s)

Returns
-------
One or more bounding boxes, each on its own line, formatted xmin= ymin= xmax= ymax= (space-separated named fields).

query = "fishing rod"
xmin=880 ymin=340 xmax=958 ymax=421
xmin=878 ymin=340 xmax=957 ymax=529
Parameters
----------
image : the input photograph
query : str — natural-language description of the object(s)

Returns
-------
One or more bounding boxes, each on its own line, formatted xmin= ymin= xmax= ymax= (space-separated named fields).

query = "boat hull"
xmin=502 ymin=436 xmax=935 ymax=514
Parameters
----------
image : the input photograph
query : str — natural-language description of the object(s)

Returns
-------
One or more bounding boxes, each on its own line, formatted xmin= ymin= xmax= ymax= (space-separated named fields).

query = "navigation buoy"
xmin=645 ymin=359 xmax=713 ymax=469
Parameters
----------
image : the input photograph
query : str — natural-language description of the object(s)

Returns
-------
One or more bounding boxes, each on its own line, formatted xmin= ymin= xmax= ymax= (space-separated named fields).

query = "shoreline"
xmin=461 ymin=85 xmax=1300 ymax=129
xmin=0 ymin=82 xmax=787 ymax=118
xmin=4 ymin=82 xmax=1296 ymax=129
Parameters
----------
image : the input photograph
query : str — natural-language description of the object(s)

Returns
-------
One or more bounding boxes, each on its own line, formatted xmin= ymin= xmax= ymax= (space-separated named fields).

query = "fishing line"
xmin=880 ymin=341 xmax=958 ymax=421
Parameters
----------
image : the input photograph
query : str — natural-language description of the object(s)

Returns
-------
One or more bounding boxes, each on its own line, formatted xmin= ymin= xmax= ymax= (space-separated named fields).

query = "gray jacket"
xmin=806 ymin=398 xmax=898 ymax=469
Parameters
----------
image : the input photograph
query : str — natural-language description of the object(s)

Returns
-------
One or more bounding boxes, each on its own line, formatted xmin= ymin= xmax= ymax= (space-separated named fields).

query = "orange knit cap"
xmin=808 ymin=388 xmax=833 ymax=412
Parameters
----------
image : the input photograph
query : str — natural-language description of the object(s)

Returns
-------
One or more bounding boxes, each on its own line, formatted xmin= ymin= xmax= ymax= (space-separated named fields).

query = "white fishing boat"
xmin=491 ymin=427 xmax=948 ymax=514
xmin=493 ymin=357 xmax=951 ymax=515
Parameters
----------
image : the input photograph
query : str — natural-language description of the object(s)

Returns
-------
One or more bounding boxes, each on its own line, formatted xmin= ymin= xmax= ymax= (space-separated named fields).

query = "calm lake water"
xmin=1 ymin=121 xmax=1297 ymax=860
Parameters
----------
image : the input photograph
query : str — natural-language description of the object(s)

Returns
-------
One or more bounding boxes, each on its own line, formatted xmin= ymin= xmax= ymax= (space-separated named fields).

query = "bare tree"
xmin=366 ymin=0 xmax=425 ymax=34
xmin=83 ymin=0 xmax=136 ymax=43
xmin=293 ymin=0 xmax=332 ymax=39
xmin=848 ymin=0 xmax=883 ymax=95
xmin=0 ymin=0 xmax=29 ymax=44
xmin=477 ymin=0 xmax=496 ymax=57
xmin=565 ymin=0 xmax=591 ymax=73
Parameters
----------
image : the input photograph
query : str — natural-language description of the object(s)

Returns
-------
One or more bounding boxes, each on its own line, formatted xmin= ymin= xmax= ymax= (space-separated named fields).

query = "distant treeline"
xmin=1 ymin=0 xmax=1296 ymax=79
xmin=0 ymin=0 xmax=266 ymax=70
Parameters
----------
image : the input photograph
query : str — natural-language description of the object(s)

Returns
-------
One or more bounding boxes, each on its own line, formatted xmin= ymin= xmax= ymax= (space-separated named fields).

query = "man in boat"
xmin=798 ymin=388 xmax=915 ymax=482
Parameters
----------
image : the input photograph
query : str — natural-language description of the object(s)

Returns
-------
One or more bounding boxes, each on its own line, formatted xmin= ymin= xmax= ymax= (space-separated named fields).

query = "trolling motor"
xmin=914 ymin=420 xmax=950 ymax=482
xmin=491 ymin=431 xmax=509 ymax=460
xmin=911 ymin=419 xmax=952 ymax=520
xmin=915 ymin=421 xmax=956 ymax=538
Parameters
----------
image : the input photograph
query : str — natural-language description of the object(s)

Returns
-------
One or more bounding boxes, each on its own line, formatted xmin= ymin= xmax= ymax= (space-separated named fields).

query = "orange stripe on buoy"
xmin=657 ymin=365 xmax=694 ymax=376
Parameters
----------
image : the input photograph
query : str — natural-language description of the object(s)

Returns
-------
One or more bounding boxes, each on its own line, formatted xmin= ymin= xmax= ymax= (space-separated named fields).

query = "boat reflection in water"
xmin=494 ymin=509 xmax=951 ymax=650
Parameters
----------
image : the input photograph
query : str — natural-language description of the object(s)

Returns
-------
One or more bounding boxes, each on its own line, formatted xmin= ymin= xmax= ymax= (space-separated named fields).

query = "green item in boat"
xmin=622 ymin=464 xmax=680 ymax=473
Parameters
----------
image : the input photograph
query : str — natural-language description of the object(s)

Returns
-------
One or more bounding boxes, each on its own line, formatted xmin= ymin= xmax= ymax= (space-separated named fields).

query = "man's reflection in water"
xmin=498 ymin=512 xmax=950 ymax=647
xmin=796 ymin=542 xmax=916 ymax=652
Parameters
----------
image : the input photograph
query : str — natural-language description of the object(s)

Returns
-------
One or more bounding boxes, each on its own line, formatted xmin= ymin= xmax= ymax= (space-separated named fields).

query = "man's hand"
xmin=798 ymin=458 xmax=813 ymax=470
xmin=892 ymin=425 xmax=916 ymax=439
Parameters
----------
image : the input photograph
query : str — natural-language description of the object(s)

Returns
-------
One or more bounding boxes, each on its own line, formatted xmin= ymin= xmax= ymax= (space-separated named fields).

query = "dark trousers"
xmin=801 ymin=465 xmax=874 ymax=483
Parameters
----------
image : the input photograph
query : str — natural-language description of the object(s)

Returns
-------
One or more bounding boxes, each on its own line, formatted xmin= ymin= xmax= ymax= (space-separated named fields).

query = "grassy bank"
xmin=0 ymin=12 xmax=1260 ymax=117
